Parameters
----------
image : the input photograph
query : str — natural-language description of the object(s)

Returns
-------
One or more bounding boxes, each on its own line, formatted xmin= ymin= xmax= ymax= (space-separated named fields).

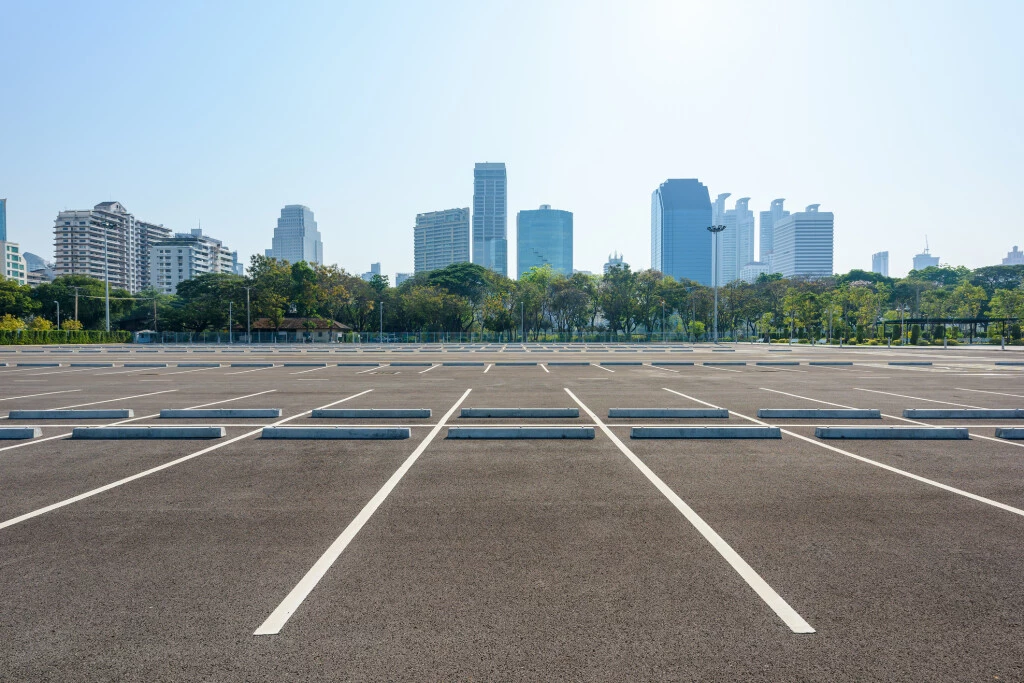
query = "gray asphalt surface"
xmin=0 ymin=344 xmax=1023 ymax=680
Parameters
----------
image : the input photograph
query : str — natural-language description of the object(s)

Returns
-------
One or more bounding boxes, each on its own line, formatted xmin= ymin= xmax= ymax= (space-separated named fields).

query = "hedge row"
xmin=0 ymin=330 xmax=132 ymax=345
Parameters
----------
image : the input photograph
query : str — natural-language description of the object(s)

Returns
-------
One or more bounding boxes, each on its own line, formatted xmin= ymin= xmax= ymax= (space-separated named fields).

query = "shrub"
xmin=909 ymin=324 xmax=921 ymax=345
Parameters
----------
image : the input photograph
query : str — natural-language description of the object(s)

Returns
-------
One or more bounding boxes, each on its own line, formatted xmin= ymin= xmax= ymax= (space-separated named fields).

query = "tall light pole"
xmin=103 ymin=230 xmax=110 ymax=333
xmin=706 ymin=225 xmax=726 ymax=343
xmin=228 ymin=301 xmax=233 ymax=344
xmin=661 ymin=300 xmax=666 ymax=343
xmin=379 ymin=301 xmax=383 ymax=342
xmin=244 ymin=286 xmax=252 ymax=344
xmin=521 ymin=301 xmax=525 ymax=343
xmin=53 ymin=300 xmax=60 ymax=332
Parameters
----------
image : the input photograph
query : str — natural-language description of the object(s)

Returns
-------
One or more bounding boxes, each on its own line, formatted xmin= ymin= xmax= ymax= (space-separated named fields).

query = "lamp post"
xmin=706 ymin=225 xmax=726 ymax=343
xmin=103 ymin=230 xmax=110 ymax=333
xmin=53 ymin=301 xmax=60 ymax=332
xmin=228 ymin=301 xmax=233 ymax=344
xmin=661 ymin=300 xmax=666 ymax=343
xmin=521 ymin=301 xmax=525 ymax=343
xmin=379 ymin=301 xmax=383 ymax=343
xmin=244 ymin=286 xmax=252 ymax=344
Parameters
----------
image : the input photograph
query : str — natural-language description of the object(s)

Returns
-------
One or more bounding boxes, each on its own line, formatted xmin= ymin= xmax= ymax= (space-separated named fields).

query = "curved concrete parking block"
xmin=311 ymin=409 xmax=431 ymax=418
xmin=703 ymin=362 xmax=747 ymax=366
xmin=229 ymin=363 xmax=274 ymax=367
xmin=631 ymin=426 xmax=781 ymax=439
xmin=72 ymin=426 xmax=226 ymax=439
xmin=159 ymin=409 xmax=282 ymax=418
xmin=996 ymin=428 xmax=1024 ymax=439
xmin=260 ymin=427 xmax=410 ymax=439
xmin=447 ymin=427 xmax=595 ymax=439
xmin=460 ymin=408 xmax=579 ymax=418
xmin=814 ymin=427 xmax=969 ymax=440
xmin=888 ymin=361 xmax=932 ymax=366
xmin=9 ymin=409 xmax=134 ymax=419
xmin=123 ymin=363 xmax=168 ymax=368
xmin=0 ymin=427 xmax=42 ymax=440
xmin=756 ymin=361 xmax=800 ymax=366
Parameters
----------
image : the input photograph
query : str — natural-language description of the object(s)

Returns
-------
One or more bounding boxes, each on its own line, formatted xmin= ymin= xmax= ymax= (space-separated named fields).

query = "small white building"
xmin=1003 ymin=246 xmax=1024 ymax=266
xmin=1 ymin=241 xmax=27 ymax=285
xmin=739 ymin=261 xmax=771 ymax=283
xmin=150 ymin=229 xmax=238 ymax=294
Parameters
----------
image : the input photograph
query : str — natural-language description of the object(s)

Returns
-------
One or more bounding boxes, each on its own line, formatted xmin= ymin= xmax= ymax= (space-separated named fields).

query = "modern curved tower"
xmin=651 ymin=179 xmax=713 ymax=285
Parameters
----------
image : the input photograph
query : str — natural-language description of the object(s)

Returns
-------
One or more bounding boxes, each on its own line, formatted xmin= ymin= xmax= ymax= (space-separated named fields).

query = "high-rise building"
xmin=150 ymin=228 xmax=238 ymax=295
xmin=53 ymin=201 xmax=171 ymax=293
xmin=711 ymin=194 xmax=755 ymax=285
xmin=771 ymin=204 xmax=834 ymax=279
xmin=516 ymin=204 xmax=573 ymax=277
xmin=758 ymin=198 xmax=789 ymax=267
xmin=739 ymin=261 xmax=770 ymax=283
xmin=471 ymin=163 xmax=508 ymax=277
xmin=414 ymin=208 xmax=470 ymax=273
xmin=1 ymin=241 xmax=26 ymax=285
xmin=0 ymin=198 xmax=7 ymax=241
xmin=1002 ymin=246 xmax=1023 ymax=265
xmin=266 ymin=205 xmax=323 ymax=264
xmin=395 ymin=272 xmax=413 ymax=286
xmin=871 ymin=251 xmax=890 ymax=277
xmin=912 ymin=240 xmax=939 ymax=271
xmin=603 ymin=251 xmax=627 ymax=274
xmin=361 ymin=262 xmax=381 ymax=281
xmin=651 ymin=179 xmax=713 ymax=285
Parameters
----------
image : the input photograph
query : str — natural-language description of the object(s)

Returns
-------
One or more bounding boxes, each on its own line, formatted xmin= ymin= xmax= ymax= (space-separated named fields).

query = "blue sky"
xmin=2 ymin=0 xmax=1021 ymax=279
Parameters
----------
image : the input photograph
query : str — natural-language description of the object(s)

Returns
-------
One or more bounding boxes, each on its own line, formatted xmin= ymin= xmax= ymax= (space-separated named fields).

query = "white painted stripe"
xmin=565 ymin=388 xmax=813 ymax=634
xmin=483 ymin=364 xmax=493 ymax=374
xmin=759 ymin=388 xmax=858 ymax=410
xmin=540 ymin=364 xmax=550 ymax=373
xmin=592 ymin=364 xmax=615 ymax=373
xmin=854 ymin=387 xmax=983 ymax=408
xmin=23 ymin=367 xmax=97 ymax=377
xmin=95 ymin=368 xmax=153 ymax=376
xmin=159 ymin=367 xmax=219 ymax=376
xmin=645 ymin=363 xmax=679 ymax=373
xmin=0 ymin=390 xmax=82 ymax=402
xmin=662 ymin=388 xmax=724 ymax=410
xmin=356 ymin=366 xmax=383 ymax=374
xmin=58 ymin=390 xmax=177 ymax=410
xmin=187 ymin=390 xmax=277 ymax=410
xmin=418 ymin=364 xmax=440 ymax=374
xmin=699 ymin=364 xmax=742 ymax=373
xmin=0 ymin=390 xmax=373 ymax=531
xmin=956 ymin=388 xmax=1024 ymax=400
xmin=290 ymin=366 xmax=331 ymax=375
xmin=254 ymin=387 xmax=473 ymax=636
xmin=225 ymin=366 xmax=278 ymax=375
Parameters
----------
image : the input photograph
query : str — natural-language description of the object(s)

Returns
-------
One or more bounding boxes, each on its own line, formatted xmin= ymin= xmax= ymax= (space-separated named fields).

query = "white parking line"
xmin=357 ymin=366 xmax=383 ymax=375
xmin=484 ymin=364 xmax=493 ymax=374
xmin=188 ymin=390 xmax=277 ymax=409
xmin=759 ymin=388 xmax=859 ymax=410
xmin=254 ymin=387 xmax=473 ymax=636
xmin=95 ymin=368 xmax=153 ymax=376
xmin=699 ymin=365 xmax=742 ymax=373
xmin=593 ymin=364 xmax=615 ymax=373
xmin=0 ymin=390 xmax=81 ymax=402
xmin=0 ymin=390 xmax=373 ymax=531
xmin=22 ymin=367 xmax=98 ymax=377
xmin=854 ymin=388 xmax=984 ymax=408
xmin=160 ymin=367 xmax=219 ymax=376
xmin=225 ymin=366 xmax=278 ymax=375
xmin=540 ymin=364 xmax=550 ymax=373
xmin=662 ymin=388 xmax=724 ymax=410
xmin=565 ymin=388 xmax=813 ymax=634
xmin=58 ymin=390 xmax=177 ymax=410
xmin=418 ymin=364 xmax=440 ymax=374
xmin=955 ymin=388 xmax=1024 ymax=400
xmin=291 ymin=366 xmax=331 ymax=375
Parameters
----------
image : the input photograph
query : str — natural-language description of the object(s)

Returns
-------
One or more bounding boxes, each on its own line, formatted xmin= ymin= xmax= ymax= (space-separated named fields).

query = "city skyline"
xmin=2 ymin=3 xmax=1019 ymax=280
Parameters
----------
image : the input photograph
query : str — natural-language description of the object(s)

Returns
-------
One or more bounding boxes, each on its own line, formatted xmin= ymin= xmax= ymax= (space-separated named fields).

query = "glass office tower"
xmin=516 ymin=204 xmax=573 ymax=277
xmin=651 ymin=179 xmax=713 ymax=285
xmin=267 ymin=205 xmax=323 ymax=264
xmin=0 ymin=198 xmax=6 ymax=241
xmin=471 ymin=163 xmax=507 ymax=277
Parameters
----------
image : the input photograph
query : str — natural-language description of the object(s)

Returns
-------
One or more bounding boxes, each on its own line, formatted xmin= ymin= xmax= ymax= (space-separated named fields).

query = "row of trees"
xmin=1 ymin=257 xmax=1023 ymax=342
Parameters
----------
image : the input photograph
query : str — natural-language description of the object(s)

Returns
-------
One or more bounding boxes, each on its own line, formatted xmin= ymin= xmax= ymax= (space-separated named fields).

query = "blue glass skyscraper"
xmin=472 ymin=163 xmax=508 ymax=277
xmin=516 ymin=205 xmax=573 ymax=277
xmin=266 ymin=205 xmax=323 ymax=264
xmin=651 ymin=180 xmax=712 ymax=285
xmin=0 ymin=198 xmax=7 ymax=241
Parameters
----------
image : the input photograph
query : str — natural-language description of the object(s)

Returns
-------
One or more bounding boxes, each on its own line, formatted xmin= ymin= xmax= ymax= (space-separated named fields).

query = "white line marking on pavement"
xmin=484 ymin=364 xmax=493 ymax=373
xmin=291 ymin=366 xmax=331 ymax=375
xmin=188 ymin=390 xmax=277 ymax=409
xmin=662 ymin=388 xmax=724 ymax=410
xmin=225 ymin=366 xmax=278 ymax=375
xmin=699 ymin=364 xmax=742 ymax=373
xmin=645 ymin=363 xmax=679 ymax=373
xmin=853 ymin=388 xmax=983 ymax=409
xmin=759 ymin=388 xmax=859 ymax=409
xmin=254 ymin=387 xmax=473 ymax=636
xmin=22 ymin=368 xmax=97 ymax=377
xmin=0 ymin=390 xmax=373 ymax=531
xmin=96 ymin=368 xmax=153 ymax=376
xmin=58 ymin=390 xmax=177 ymax=410
xmin=593 ymin=364 xmax=615 ymax=373
xmin=704 ymin=393 xmax=1024 ymax=518
xmin=159 ymin=367 xmax=219 ymax=376
xmin=357 ymin=366 xmax=383 ymax=374
xmin=540 ymin=364 xmax=550 ymax=373
xmin=565 ymin=388 xmax=814 ymax=634
xmin=418 ymin=364 xmax=440 ymax=374
xmin=955 ymin=388 xmax=1024 ymax=400
xmin=0 ymin=390 xmax=81 ymax=402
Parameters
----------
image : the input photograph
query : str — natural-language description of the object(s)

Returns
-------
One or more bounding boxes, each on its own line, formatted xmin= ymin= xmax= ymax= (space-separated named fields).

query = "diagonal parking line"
xmin=564 ymin=388 xmax=813 ymax=634
xmin=853 ymin=388 xmax=983 ymax=408
xmin=0 ymin=390 xmax=82 ymax=402
xmin=58 ymin=390 xmax=177 ymax=410
xmin=254 ymin=387 xmax=472 ymax=636
xmin=0 ymin=390 xmax=373 ymax=532
xmin=955 ymin=388 xmax=1024 ymax=400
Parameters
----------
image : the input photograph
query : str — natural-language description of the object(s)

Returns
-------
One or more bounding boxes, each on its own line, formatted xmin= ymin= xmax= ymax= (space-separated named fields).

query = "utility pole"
xmin=706 ymin=225 xmax=726 ymax=343
xmin=379 ymin=301 xmax=383 ymax=342
xmin=73 ymin=286 xmax=80 ymax=321
xmin=228 ymin=301 xmax=233 ymax=344
xmin=153 ymin=298 xmax=158 ymax=334
xmin=53 ymin=300 xmax=60 ymax=331
xmin=521 ymin=301 xmax=525 ymax=343
xmin=661 ymin=300 xmax=666 ymax=343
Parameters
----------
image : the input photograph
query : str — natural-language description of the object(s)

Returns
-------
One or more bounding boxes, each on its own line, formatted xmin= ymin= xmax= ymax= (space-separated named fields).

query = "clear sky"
xmin=2 ymin=0 xmax=1021 ymax=279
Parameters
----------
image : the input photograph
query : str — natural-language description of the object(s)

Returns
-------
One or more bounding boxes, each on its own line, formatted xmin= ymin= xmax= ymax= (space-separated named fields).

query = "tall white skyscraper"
xmin=758 ymin=198 xmax=789 ymax=268
xmin=414 ymin=208 xmax=470 ymax=273
xmin=1003 ymin=246 xmax=1024 ymax=265
xmin=912 ymin=240 xmax=939 ymax=271
xmin=150 ymin=228 xmax=238 ymax=295
xmin=266 ymin=205 xmax=323 ymax=265
xmin=871 ymin=251 xmax=889 ymax=277
xmin=603 ymin=251 xmax=626 ymax=274
xmin=471 ymin=163 xmax=507 ymax=277
xmin=711 ymin=194 xmax=754 ymax=284
xmin=771 ymin=204 xmax=834 ymax=279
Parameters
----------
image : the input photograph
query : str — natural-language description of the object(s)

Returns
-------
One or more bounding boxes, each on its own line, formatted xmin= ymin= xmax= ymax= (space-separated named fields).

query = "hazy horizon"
xmin=2 ymin=0 xmax=1021 ymax=280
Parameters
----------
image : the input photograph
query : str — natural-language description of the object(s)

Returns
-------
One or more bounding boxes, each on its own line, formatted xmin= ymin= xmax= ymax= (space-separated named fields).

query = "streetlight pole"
xmin=104 ymin=231 xmax=110 ymax=333
xmin=521 ymin=301 xmax=525 ymax=343
xmin=379 ymin=301 xmax=383 ymax=342
xmin=228 ymin=301 xmax=233 ymax=344
xmin=244 ymin=286 xmax=252 ymax=344
xmin=706 ymin=225 xmax=726 ymax=343
xmin=53 ymin=300 xmax=59 ymax=332
xmin=661 ymin=300 xmax=666 ymax=343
